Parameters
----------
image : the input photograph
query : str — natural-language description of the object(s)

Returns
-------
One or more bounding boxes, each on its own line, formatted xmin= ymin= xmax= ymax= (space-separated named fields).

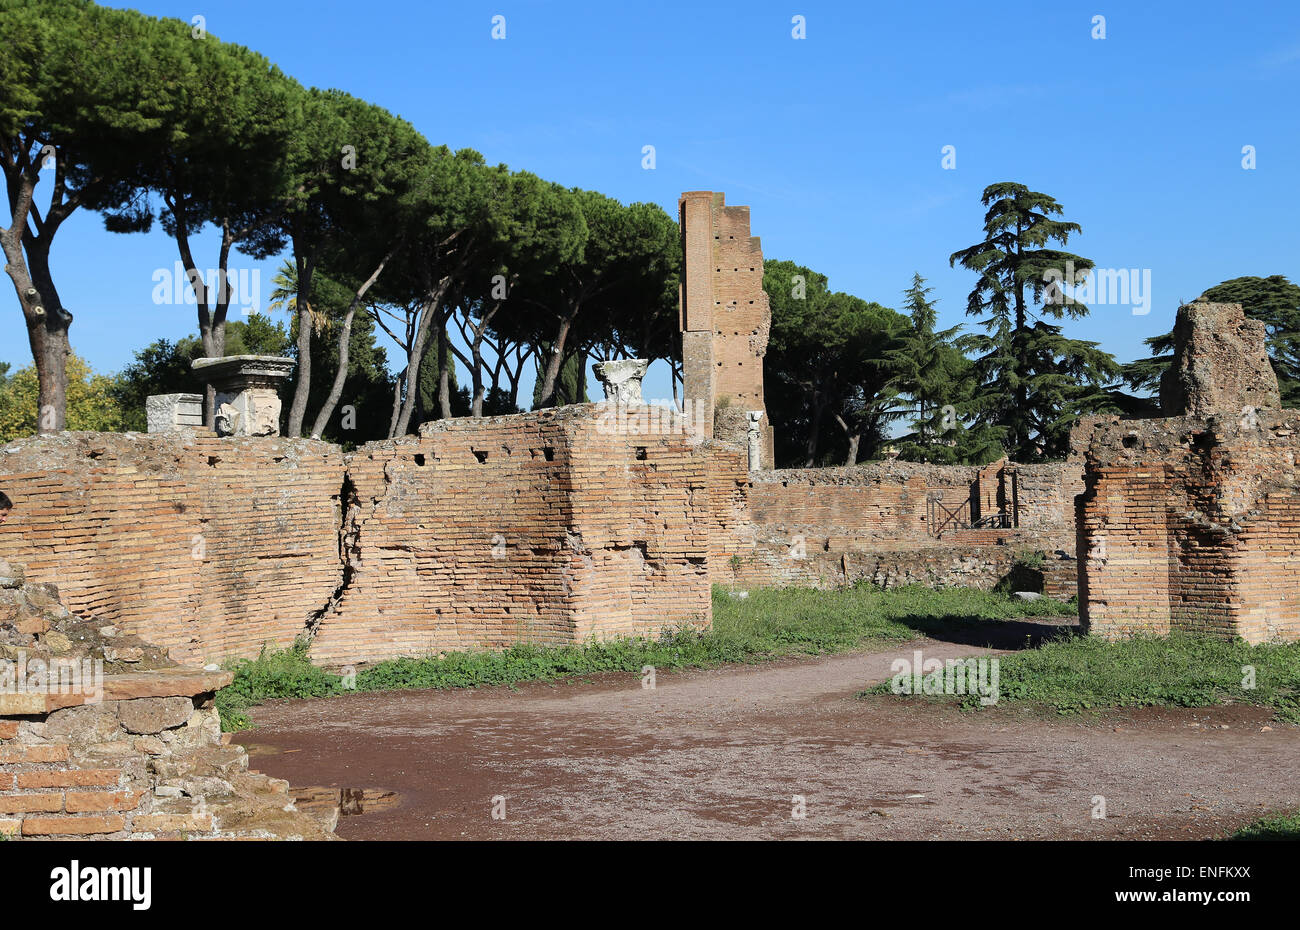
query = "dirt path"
xmin=235 ymin=636 xmax=1300 ymax=840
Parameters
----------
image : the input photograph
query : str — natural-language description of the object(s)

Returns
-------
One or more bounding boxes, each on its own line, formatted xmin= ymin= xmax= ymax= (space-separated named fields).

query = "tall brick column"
xmin=678 ymin=191 xmax=774 ymax=467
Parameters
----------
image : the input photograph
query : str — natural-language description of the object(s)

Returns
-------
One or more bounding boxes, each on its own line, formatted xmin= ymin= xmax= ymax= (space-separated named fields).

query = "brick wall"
xmin=0 ymin=408 xmax=716 ymax=668
xmin=0 ymin=432 xmax=347 ymax=664
xmin=1074 ymin=412 xmax=1300 ymax=643
xmin=0 ymin=566 xmax=334 ymax=840
xmin=309 ymin=405 xmax=713 ymax=666
xmin=0 ymin=415 xmax=1087 ymax=668
xmin=709 ymin=458 xmax=1082 ymax=592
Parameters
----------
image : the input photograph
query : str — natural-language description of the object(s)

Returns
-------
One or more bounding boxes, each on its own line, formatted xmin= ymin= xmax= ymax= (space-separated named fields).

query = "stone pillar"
xmin=745 ymin=411 xmax=764 ymax=471
xmin=146 ymin=393 xmax=204 ymax=433
xmin=190 ymin=356 xmax=295 ymax=437
xmin=593 ymin=359 xmax=650 ymax=405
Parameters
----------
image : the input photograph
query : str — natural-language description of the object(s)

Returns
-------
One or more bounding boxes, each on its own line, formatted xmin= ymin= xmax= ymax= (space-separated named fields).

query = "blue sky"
xmin=5 ymin=0 xmax=1299 ymax=407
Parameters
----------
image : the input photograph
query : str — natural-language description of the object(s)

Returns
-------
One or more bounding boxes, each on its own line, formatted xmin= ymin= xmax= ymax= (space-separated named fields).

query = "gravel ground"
xmin=235 ymin=635 xmax=1299 ymax=840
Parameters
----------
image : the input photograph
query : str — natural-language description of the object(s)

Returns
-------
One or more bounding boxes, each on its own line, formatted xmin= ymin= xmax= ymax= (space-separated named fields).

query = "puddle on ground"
xmin=293 ymin=786 xmax=400 ymax=818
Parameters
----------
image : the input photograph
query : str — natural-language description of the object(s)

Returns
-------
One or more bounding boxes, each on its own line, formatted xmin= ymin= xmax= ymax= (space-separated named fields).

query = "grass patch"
xmin=216 ymin=583 xmax=1074 ymax=731
xmin=1229 ymin=809 xmax=1300 ymax=840
xmin=863 ymin=631 xmax=1300 ymax=722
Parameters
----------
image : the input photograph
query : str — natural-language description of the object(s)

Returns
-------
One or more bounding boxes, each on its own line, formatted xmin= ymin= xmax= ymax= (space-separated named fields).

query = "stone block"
xmin=146 ymin=393 xmax=204 ymax=433
xmin=116 ymin=696 xmax=195 ymax=735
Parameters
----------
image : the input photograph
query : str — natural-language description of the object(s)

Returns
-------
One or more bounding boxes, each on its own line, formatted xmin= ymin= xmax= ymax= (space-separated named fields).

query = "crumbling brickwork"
xmin=0 ymin=561 xmax=334 ymax=840
xmin=679 ymin=191 xmax=774 ymax=467
xmin=0 ymin=405 xmax=714 ymax=667
xmin=0 ymin=408 xmax=1084 ymax=668
xmin=1074 ymin=412 xmax=1300 ymax=643
xmin=1076 ymin=301 xmax=1300 ymax=644
xmin=310 ymin=405 xmax=712 ymax=666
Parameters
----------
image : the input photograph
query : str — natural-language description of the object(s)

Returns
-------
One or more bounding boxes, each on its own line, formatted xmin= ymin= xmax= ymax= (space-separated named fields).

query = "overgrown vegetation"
xmin=863 ymin=631 xmax=1300 ymax=722
xmin=216 ymin=584 xmax=1076 ymax=730
xmin=1012 ymin=548 xmax=1045 ymax=570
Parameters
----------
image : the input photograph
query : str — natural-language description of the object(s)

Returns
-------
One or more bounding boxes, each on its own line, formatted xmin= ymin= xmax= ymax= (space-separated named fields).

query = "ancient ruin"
xmin=1075 ymin=301 xmax=1300 ymax=643
xmin=679 ymin=191 xmax=775 ymax=468
xmin=0 ymin=193 xmax=1102 ymax=672
xmin=593 ymin=358 xmax=650 ymax=405
xmin=145 ymin=393 xmax=203 ymax=433
xmin=4 ymin=195 xmax=1294 ymax=845
xmin=0 ymin=558 xmax=335 ymax=839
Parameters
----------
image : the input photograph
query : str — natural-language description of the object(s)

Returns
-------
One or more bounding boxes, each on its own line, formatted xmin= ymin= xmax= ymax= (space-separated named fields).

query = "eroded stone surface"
xmin=1074 ymin=409 xmax=1300 ymax=643
xmin=116 ymin=696 xmax=194 ymax=735
xmin=1159 ymin=301 xmax=1280 ymax=416
xmin=191 ymin=355 xmax=294 ymax=437
xmin=146 ymin=393 xmax=204 ymax=433
xmin=0 ymin=563 xmax=335 ymax=841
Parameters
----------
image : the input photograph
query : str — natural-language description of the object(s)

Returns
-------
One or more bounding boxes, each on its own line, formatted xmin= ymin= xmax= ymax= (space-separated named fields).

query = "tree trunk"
xmin=437 ymin=359 xmax=452 ymax=420
xmin=172 ymin=210 xmax=232 ymax=430
xmin=3 ymin=181 xmax=70 ymax=432
xmin=387 ymin=367 xmax=406 ymax=438
xmin=833 ymin=412 xmax=860 ymax=465
xmin=13 ymin=243 xmax=71 ymax=432
xmin=436 ymin=323 xmax=455 ymax=420
xmin=308 ymin=302 xmax=355 ymax=441
xmin=307 ymin=251 xmax=393 ymax=440
xmin=286 ymin=250 xmax=316 ymax=437
xmin=503 ymin=345 xmax=531 ymax=413
xmin=804 ymin=394 xmax=825 ymax=467
xmin=534 ymin=312 xmax=576 ymax=407
xmin=470 ymin=337 xmax=485 ymax=417
xmin=394 ymin=280 xmax=450 ymax=437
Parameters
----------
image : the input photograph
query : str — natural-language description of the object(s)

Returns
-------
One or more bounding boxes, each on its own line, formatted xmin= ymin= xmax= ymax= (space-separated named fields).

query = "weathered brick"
xmin=64 ymin=790 xmax=146 ymax=813
xmin=16 ymin=768 xmax=121 ymax=789
xmin=679 ymin=191 xmax=773 ymax=466
xmin=1074 ymin=305 xmax=1300 ymax=644
xmin=21 ymin=814 xmax=124 ymax=836
xmin=0 ymin=792 xmax=63 ymax=814
xmin=0 ymin=743 xmax=68 ymax=764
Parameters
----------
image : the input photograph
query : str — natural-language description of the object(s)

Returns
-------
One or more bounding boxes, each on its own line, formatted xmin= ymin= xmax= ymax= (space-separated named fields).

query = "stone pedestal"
xmin=593 ymin=359 xmax=650 ymax=405
xmin=146 ymin=393 xmax=204 ymax=433
xmin=190 ymin=356 xmax=294 ymax=437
